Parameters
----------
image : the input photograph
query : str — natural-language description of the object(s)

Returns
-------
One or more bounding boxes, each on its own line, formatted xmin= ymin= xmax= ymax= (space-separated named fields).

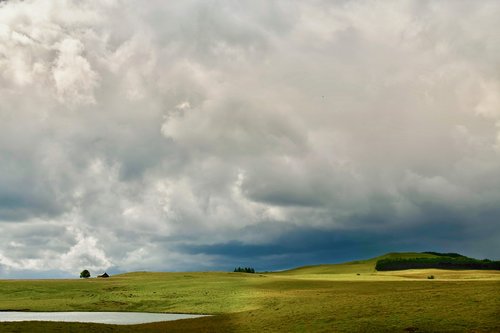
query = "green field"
xmin=1 ymin=253 xmax=499 ymax=332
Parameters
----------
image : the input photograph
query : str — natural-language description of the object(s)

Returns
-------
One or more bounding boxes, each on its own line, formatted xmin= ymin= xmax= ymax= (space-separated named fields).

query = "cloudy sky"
xmin=1 ymin=0 xmax=499 ymax=278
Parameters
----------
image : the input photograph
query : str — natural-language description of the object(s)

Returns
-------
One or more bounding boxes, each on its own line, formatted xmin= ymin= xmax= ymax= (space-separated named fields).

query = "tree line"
xmin=234 ymin=267 xmax=255 ymax=273
xmin=421 ymin=251 xmax=465 ymax=258
xmin=375 ymin=257 xmax=500 ymax=271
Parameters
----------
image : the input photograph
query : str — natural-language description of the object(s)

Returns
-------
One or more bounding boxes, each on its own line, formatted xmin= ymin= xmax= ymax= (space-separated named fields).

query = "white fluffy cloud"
xmin=1 ymin=0 xmax=499 ymax=277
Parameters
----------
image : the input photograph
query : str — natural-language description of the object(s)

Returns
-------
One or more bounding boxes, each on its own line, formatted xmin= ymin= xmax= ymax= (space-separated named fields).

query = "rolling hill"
xmin=277 ymin=251 xmax=500 ymax=276
xmin=0 ymin=251 xmax=499 ymax=332
xmin=277 ymin=252 xmax=442 ymax=275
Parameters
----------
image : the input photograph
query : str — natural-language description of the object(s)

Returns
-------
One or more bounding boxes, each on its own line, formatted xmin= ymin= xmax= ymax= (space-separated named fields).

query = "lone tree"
xmin=80 ymin=269 xmax=91 ymax=278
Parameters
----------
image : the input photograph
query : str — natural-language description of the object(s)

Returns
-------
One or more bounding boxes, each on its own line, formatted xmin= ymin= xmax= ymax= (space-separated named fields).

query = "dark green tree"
xmin=80 ymin=269 xmax=91 ymax=278
xmin=233 ymin=267 xmax=255 ymax=273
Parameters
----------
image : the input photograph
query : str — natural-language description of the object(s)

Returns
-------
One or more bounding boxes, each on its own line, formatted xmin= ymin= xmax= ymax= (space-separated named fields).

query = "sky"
xmin=1 ymin=0 xmax=499 ymax=278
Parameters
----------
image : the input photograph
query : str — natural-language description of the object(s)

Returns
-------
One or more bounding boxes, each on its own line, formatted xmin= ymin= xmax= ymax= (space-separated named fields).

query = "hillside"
xmin=277 ymin=252 xmax=442 ymax=275
xmin=1 ymin=257 xmax=499 ymax=333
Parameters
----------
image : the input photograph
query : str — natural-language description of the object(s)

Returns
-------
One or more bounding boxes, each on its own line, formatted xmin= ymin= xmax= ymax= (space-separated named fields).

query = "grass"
xmin=279 ymin=252 xmax=443 ymax=275
xmin=0 ymin=252 xmax=499 ymax=332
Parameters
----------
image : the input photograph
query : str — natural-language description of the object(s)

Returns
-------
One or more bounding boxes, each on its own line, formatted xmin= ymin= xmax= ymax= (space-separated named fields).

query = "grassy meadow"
xmin=0 ymin=253 xmax=499 ymax=332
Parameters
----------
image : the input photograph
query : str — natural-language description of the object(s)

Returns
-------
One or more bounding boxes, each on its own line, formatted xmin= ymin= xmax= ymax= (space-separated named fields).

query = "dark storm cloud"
xmin=179 ymin=217 xmax=495 ymax=271
xmin=1 ymin=0 xmax=499 ymax=277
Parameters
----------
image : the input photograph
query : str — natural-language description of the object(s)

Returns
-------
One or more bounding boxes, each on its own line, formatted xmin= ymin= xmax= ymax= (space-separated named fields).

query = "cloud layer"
xmin=1 ymin=0 xmax=499 ymax=277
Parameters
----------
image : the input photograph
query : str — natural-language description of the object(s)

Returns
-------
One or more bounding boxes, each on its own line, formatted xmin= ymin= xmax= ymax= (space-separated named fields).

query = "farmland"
xmin=1 ymin=253 xmax=499 ymax=332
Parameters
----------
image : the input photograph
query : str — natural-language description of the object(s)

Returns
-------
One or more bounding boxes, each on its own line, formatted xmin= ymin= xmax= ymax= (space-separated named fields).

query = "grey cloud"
xmin=0 ymin=0 xmax=499 ymax=277
xmin=176 ymin=218 xmax=498 ymax=271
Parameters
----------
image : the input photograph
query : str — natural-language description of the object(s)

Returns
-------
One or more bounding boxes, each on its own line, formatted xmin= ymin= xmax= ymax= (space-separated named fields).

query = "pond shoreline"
xmin=0 ymin=311 xmax=210 ymax=325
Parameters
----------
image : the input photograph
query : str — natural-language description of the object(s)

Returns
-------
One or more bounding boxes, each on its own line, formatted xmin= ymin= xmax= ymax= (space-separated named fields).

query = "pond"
xmin=0 ymin=311 xmax=208 ymax=325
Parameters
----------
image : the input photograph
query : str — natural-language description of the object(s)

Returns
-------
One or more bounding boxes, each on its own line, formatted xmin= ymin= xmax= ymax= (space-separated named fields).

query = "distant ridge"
xmin=376 ymin=252 xmax=500 ymax=271
xmin=421 ymin=252 xmax=466 ymax=258
xmin=279 ymin=252 xmax=500 ymax=274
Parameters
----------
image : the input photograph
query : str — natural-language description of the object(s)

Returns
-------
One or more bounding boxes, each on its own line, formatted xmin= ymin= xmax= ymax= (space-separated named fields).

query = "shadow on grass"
xmin=0 ymin=314 xmax=236 ymax=333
